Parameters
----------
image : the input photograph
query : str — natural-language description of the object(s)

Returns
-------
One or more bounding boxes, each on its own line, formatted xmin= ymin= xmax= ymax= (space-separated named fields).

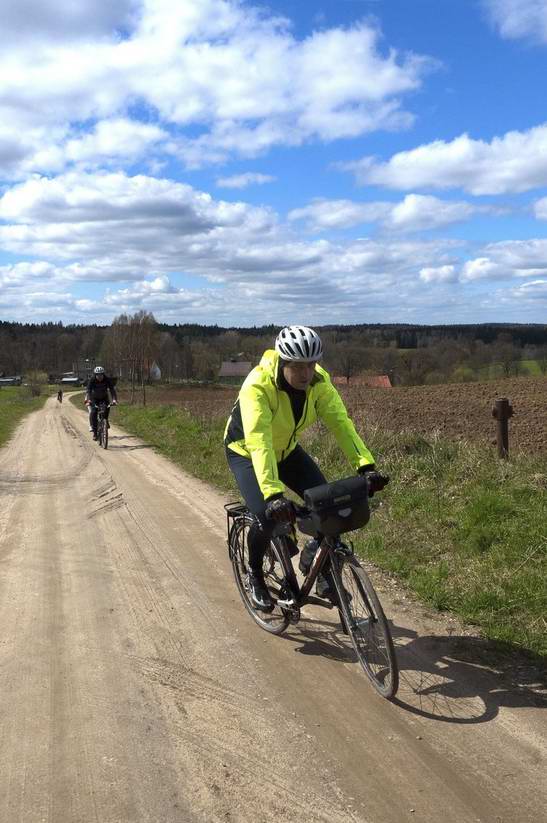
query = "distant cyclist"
xmin=224 ymin=325 xmax=377 ymax=611
xmin=85 ymin=366 xmax=118 ymax=440
xmin=57 ymin=389 xmax=63 ymax=403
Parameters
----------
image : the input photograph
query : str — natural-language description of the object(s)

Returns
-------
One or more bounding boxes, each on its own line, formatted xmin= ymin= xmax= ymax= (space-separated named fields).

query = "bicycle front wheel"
xmin=334 ymin=556 xmax=398 ymax=698
xmin=102 ymin=418 xmax=108 ymax=449
xmin=229 ymin=515 xmax=289 ymax=635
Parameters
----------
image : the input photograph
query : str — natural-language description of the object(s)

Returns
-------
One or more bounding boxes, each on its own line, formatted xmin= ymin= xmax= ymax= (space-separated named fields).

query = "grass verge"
xmin=83 ymin=395 xmax=546 ymax=660
xmin=0 ymin=386 xmax=48 ymax=449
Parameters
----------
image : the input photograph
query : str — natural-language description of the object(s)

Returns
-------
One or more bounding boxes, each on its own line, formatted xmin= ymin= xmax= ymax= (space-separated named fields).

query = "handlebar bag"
xmin=302 ymin=475 xmax=370 ymax=536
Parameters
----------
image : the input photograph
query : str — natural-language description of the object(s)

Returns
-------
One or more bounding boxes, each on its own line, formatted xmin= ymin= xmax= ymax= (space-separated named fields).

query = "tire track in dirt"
xmin=0 ymin=396 xmax=544 ymax=823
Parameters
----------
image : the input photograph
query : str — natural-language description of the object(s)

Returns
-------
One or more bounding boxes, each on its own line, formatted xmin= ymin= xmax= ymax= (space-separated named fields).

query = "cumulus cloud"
xmin=289 ymin=194 xmax=485 ymax=232
xmin=216 ymin=173 xmax=276 ymax=189
xmin=460 ymin=239 xmax=547 ymax=281
xmin=534 ymin=196 xmax=547 ymax=219
xmin=0 ymin=166 xmax=468 ymax=324
xmin=483 ymin=0 xmax=547 ymax=44
xmin=341 ymin=123 xmax=547 ymax=195
xmin=0 ymin=0 xmax=137 ymax=43
xmin=64 ymin=119 xmax=167 ymax=167
xmin=288 ymin=199 xmax=391 ymax=230
xmin=0 ymin=0 xmax=434 ymax=178
xmin=419 ymin=265 xmax=457 ymax=283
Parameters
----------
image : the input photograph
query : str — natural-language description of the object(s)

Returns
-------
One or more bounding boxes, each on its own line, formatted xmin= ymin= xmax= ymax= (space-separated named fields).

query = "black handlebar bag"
xmin=300 ymin=475 xmax=370 ymax=536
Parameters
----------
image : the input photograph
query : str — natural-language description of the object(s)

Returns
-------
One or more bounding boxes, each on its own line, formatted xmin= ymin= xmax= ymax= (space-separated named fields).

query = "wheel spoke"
xmin=338 ymin=558 xmax=398 ymax=698
xmin=229 ymin=516 xmax=290 ymax=635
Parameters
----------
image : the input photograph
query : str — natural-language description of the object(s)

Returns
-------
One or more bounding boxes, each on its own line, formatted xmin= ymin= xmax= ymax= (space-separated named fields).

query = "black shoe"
xmin=316 ymin=572 xmax=336 ymax=600
xmin=316 ymin=573 xmax=352 ymax=606
xmin=287 ymin=537 xmax=299 ymax=558
xmin=247 ymin=570 xmax=274 ymax=612
xmin=92 ymin=433 xmax=98 ymax=441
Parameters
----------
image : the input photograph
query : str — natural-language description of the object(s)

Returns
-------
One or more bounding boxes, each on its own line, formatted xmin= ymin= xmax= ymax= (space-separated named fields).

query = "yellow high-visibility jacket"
xmin=224 ymin=349 xmax=375 ymax=499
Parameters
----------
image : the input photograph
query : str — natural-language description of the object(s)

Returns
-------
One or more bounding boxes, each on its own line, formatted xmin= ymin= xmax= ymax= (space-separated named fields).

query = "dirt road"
xmin=0 ymin=397 xmax=545 ymax=823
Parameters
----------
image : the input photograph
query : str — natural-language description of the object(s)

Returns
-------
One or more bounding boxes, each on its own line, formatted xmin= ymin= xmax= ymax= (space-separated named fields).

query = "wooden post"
xmin=492 ymin=397 xmax=513 ymax=459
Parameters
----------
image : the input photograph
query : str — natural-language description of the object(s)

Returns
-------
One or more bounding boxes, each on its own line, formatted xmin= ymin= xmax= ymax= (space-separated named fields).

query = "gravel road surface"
xmin=0 ymin=397 xmax=545 ymax=822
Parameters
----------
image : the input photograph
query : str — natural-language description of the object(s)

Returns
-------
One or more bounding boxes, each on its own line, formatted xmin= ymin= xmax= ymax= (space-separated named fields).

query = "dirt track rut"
xmin=0 ymin=397 xmax=545 ymax=822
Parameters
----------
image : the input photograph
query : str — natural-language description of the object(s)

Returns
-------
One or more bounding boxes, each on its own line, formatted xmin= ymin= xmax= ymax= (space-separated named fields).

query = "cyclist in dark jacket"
xmin=85 ymin=366 xmax=117 ymax=440
xmin=225 ymin=325 xmax=376 ymax=611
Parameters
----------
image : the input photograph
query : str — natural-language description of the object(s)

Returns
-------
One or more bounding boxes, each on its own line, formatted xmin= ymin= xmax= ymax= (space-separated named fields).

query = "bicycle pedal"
xmin=276 ymin=595 xmax=297 ymax=608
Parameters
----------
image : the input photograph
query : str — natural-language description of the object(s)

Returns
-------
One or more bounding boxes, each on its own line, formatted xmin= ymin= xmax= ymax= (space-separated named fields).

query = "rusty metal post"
xmin=492 ymin=397 xmax=513 ymax=459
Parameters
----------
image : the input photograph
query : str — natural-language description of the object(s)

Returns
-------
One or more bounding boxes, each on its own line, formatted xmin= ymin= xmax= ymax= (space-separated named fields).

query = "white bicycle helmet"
xmin=94 ymin=366 xmax=105 ymax=374
xmin=275 ymin=326 xmax=323 ymax=362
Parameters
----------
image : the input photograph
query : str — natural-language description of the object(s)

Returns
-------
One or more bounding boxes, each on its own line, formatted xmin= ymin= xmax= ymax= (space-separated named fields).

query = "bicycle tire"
xmin=229 ymin=514 xmax=289 ymax=635
xmin=333 ymin=555 xmax=398 ymax=698
xmin=101 ymin=417 xmax=108 ymax=449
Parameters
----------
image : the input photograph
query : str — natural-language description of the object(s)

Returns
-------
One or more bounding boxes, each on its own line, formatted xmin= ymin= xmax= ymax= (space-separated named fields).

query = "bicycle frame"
xmin=270 ymin=522 xmax=344 ymax=611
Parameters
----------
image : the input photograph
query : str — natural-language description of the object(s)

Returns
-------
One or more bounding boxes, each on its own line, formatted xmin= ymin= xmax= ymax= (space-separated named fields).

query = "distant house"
xmin=333 ymin=374 xmax=392 ymax=388
xmin=218 ymin=361 xmax=253 ymax=383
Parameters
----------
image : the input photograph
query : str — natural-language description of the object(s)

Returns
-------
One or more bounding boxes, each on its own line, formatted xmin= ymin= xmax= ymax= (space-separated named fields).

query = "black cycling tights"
xmin=226 ymin=445 xmax=326 ymax=572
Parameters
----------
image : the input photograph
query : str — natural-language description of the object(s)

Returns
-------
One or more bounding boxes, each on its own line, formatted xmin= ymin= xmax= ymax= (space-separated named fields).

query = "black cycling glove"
xmin=265 ymin=495 xmax=295 ymax=524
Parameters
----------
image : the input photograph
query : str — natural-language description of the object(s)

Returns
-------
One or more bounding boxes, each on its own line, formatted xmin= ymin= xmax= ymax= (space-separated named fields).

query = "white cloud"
xmin=534 ymin=196 xmax=547 ymax=219
xmin=216 ymin=172 xmax=276 ymax=189
xmin=419 ymin=265 xmax=457 ymax=283
xmin=387 ymin=194 xmax=482 ymax=230
xmin=64 ymin=119 xmax=167 ymax=166
xmin=0 ymin=0 xmax=136 ymax=42
xmin=341 ymin=123 xmax=547 ymax=194
xmin=483 ymin=0 xmax=547 ymax=44
xmin=0 ymin=0 xmax=434 ymax=178
xmin=461 ymin=239 xmax=547 ymax=281
xmin=0 ymin=171 xmax=264 ymax=229
xmin=506 ymin=279 xmax=547 ymax=310
xmin=461 ymin=257 xmax=505 ymax=281
xmin=289 ymin=194 xmax=485 ymax=232
xmin=0 ymin=167 xmax=467 ymax=323
xmin=288 ymin=199 xmax=391 ymax=229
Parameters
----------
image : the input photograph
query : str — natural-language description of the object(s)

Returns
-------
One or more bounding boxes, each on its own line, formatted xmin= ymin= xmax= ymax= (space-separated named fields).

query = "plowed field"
xmin=342 ymin=376 xmax=547 ymax=456
xmin=121 ymin=375 xmax=547 ymax=455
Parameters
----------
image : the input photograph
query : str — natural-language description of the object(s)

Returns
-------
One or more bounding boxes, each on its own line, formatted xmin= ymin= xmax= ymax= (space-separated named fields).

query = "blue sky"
xmin=1 ymin=0 xmax=547 ymax=326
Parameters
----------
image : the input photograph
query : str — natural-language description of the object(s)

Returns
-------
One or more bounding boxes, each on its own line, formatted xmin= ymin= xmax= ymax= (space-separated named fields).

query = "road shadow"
xmin=107 ymin=435 xmax=153 ymax=451
xmin=281 ymin=615 xmax=358 ymax=664
xmin=391 ymin=625 xmax=547 ymax=723
xmin=277 ymin=613 xmax=546 ymax=723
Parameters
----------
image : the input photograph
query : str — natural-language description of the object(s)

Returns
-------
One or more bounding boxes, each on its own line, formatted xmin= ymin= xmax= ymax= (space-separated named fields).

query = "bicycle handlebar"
xmin=266 ymin=472 xmax=390 ymax=524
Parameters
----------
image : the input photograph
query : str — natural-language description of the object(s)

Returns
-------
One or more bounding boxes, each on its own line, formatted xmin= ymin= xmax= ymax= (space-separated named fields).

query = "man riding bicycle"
xmin=85 ymin=366 xmax=118 ymax=440
xmin=224 ymin=326 xmax=377 ymax=611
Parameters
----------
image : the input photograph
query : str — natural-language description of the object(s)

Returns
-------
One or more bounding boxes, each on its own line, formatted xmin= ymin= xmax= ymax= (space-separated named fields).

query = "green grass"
xmin=476 ymin=359 xmax=545 ymax=379
xmin=77 ymin=396 xmax=547 ymax=660
xmin=0 ymin=386 xmax=48 ymax=448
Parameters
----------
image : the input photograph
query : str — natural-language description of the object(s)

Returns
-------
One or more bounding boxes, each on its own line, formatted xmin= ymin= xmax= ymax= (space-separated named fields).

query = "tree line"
xmin=1 ymin=318 xmax=546 ymax=387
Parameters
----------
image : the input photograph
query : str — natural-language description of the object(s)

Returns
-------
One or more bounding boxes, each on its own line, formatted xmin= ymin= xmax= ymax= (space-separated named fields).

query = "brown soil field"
xmin=121 ymin=375 xmax=547 ymax=456
xmin=342 ymin=375 xmax=547 ymax=456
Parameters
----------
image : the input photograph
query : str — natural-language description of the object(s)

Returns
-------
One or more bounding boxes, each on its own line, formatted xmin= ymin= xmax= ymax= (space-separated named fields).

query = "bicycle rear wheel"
xmin=334 ymin=555 xmax=398 ymax=698
xmin=229 ymin=514 xmax=289 ymax=635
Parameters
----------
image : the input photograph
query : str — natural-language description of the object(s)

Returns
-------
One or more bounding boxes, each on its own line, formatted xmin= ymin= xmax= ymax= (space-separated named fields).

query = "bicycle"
xmin=96 ymin=402 xmax=111 ymax=449
xmin=225 ymin=473 xmax=398 ymax=699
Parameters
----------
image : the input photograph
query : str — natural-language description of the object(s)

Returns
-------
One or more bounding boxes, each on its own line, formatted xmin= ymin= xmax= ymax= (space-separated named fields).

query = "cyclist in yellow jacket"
xmin=225 ymin=325 xmax=376 ymax=611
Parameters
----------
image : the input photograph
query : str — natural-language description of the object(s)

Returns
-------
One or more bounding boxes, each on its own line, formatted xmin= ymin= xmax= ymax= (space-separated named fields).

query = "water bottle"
xmin=298 ymin=538 xmax=319 ymax=575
